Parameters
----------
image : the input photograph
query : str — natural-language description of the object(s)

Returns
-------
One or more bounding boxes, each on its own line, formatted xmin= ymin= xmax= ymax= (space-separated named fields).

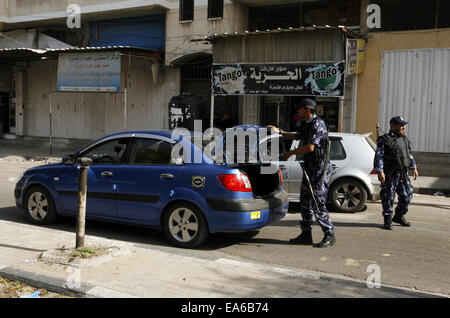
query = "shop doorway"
xmin=0 ymin=93 xmax=9 ymax=136
xmin=260 ymin=96 xmax=340 ymax=133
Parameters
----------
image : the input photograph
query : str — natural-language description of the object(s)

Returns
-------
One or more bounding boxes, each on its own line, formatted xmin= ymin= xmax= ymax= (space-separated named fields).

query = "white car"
xmin=262 ymin=133 xmax=381 ymax=213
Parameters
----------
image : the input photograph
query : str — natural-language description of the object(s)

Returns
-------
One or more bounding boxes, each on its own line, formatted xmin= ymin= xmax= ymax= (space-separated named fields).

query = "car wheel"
xmin=163 ymin=202 xmax=209 ymax=249
xmin=24 ymin=186 xmax=58 ymax=224
xmin=329 ymin=178 xmax=367 ymax=213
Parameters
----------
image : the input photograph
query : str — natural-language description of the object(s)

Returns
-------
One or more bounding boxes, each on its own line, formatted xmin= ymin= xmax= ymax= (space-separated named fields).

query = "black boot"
xmin=392 ymin=215 xmax=411 ymax=227
xmin=289 ymin=230 xmax=313 ymax=245
xmin=314 ymin=232 xmax=336 ymax=248
xmin=383 ymin=217 xmax=393 ymax=230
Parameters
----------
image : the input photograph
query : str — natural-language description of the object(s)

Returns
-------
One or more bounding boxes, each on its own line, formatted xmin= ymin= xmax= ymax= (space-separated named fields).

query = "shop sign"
xmin=347 ymin=39 xmax=366 ymax=75
xmin=57 ymin=51 xmax=121 ymax=92
xmin=212 ymin=61 xmax=345 ymax=97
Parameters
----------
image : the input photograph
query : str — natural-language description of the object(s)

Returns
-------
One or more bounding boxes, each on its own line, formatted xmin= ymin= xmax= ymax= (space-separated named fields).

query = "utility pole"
xmin=76 ymin=157 xmax=92 ymax=248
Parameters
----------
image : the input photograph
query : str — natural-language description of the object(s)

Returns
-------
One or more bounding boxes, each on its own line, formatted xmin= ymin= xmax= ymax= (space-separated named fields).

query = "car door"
xmin=115 ymin=136 xmax=183 ymax=224
xmin=57 ymin=137 xmax=133 ymax=219
xmin=287 ymin=137 xmax=349 ymax=194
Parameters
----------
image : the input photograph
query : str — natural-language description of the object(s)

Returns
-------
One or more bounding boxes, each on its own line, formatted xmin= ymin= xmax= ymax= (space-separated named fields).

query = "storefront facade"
xmin=0 ymin=47 xmax=179 ymax=140
xmin=209 ymin=27 xmax=357 ymax=133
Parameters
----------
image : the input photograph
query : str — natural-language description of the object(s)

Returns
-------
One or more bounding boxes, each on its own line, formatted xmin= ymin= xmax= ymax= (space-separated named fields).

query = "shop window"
xmin=180 ymin=0 xmax=194 ymax=22
xmin=208 ymin=0 xmax=224 ymax=20
xmin=248 ymin=0 xmax=360 ymax=31
xmin=369 ymin=0 xmax=446 ymax=31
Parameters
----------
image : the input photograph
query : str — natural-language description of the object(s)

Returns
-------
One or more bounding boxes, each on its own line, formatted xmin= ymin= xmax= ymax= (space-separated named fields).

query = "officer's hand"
xmin=378 ymin=171 xmax=385 ymax=184
xmin=282 ymin=151 xmax=293 ymax=161
xmin=413 ymin=168 xmax=419 ymax=180
xmin=267 ymin=125 xmax=280 ymax=134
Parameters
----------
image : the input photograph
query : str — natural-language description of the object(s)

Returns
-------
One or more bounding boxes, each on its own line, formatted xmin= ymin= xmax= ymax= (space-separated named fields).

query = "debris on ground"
xmin=23 ymin=259 xmax=37 ymax=264
xmin=20 ymin=291 xmax=41 ymax=298
xmin=0 ymin=276 xmax=70 ymax=298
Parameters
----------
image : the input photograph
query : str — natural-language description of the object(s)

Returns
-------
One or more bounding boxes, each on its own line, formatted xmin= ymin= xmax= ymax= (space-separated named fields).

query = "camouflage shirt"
xmin=296 ymin=115 xmax=330 ymax=178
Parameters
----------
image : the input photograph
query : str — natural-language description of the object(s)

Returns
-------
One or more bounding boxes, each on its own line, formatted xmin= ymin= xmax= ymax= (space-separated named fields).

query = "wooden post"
xmin=49 ymin=93 xmax=53 ymax=155
xmin=76 ymin=157 xmax=92 ymax=248
xmin=210 ymin=94 xmax=215 ymax=129
xmin=338 ymin=97 xmax=344 ymax=132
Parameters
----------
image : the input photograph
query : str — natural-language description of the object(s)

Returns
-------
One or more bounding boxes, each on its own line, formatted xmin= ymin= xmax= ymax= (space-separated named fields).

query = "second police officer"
xmin=374 ymin=116 xmax=419 ymax=230
xmin=268 ymin=98 xmax=336 ymax=248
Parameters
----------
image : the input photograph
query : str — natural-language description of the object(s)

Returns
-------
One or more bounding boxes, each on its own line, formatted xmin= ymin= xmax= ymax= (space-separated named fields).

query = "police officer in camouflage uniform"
xmin=268 ymin=98 xmax=335 ymax=248
xmin=374 ymin=116 xmax=419 ymax=230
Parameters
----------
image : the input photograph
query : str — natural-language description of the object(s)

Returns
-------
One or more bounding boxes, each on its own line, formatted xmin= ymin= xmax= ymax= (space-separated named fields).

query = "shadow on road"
xmin=0 ymin=206 xmax=279 ymax=251
xmin=409 ymin=202 xmax=450 ymax=210
xmin=271 ymin=219 xmax=383 ymax=229
xmin=0 ymin=206 xmax=387 ymax=251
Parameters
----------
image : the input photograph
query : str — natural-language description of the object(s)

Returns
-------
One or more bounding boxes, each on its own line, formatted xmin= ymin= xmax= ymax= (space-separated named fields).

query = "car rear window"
xmin=365 ymin=136 xmax=377 ymax=152
xmin=330 ymin=139 xmax=346 ymax=160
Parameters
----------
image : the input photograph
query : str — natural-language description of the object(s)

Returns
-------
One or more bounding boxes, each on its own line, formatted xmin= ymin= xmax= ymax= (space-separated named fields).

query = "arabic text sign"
xmin=57 ymin=52 xmax=121 ymax=92
xmin=212 ymin=62 xmax=345 ymax=97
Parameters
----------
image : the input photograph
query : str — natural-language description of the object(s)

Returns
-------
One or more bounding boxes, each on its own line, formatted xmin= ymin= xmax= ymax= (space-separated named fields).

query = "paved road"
xmin=1 ymin=157 xmax=449 ymax=296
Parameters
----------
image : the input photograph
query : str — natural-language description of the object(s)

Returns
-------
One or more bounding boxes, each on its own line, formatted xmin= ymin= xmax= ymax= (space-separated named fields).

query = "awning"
xmin=169 ymin=51 xmax=212 ymax=67
xmin=0 ymin=29 xmax=73 ymax=49
xmin=203 ymin=25 xmax=364 ymax=42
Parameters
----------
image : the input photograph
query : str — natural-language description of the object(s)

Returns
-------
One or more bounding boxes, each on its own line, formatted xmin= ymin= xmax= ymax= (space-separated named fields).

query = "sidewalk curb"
xmin=0 ymin=264 xmax=137 ymax=298
xmin=1 ymin=253 xmax=447 ymax=298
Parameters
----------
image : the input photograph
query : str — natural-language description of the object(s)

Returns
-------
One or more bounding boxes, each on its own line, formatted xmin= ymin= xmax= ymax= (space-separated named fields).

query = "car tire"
xmin=24 ymin=185 xmax=59 ymax=225
xmin=163 ymin=202 xmax=209 ymax=249
xmin=329 ymin=178 xmax=367 ymax=213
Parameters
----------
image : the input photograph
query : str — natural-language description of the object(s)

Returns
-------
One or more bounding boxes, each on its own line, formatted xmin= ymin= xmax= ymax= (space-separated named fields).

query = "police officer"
xmin=268 ymin=98 xmax=335 ymax=248
xmin=374 ymin=116 xmax=419 ymax=230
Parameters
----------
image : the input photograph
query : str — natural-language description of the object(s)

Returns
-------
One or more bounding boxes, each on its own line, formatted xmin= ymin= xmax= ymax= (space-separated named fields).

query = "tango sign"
xmin=212 ymin=61 xmax=345 ymax=97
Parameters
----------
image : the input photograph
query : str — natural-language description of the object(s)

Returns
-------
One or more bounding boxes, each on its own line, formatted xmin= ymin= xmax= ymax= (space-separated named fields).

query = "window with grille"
xmin=180 ymin=0 xmax=194 ymax=22
xmin=208 ymin=0 xmax=224 ymax=19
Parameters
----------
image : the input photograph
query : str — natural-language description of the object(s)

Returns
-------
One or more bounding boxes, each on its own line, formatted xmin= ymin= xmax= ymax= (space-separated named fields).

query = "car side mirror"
xmin=62 ymin=154 xmax=76 ymax=165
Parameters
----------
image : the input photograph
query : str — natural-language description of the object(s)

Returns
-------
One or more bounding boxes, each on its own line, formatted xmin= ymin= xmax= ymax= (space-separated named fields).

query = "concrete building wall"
xmin=0 ymin=0 xmax=171 ymax=21
xmin=165 ymin=1 xmax=248 ymax=65
xmin=356 ymin=28 xmax=450 ymax=140
xmin=23 ymin=56 xmax=180 ymax=140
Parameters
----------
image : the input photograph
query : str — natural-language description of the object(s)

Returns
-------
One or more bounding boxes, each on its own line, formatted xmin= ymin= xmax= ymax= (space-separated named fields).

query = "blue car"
xmin=15 ymin=129 xmax=288 ymax=248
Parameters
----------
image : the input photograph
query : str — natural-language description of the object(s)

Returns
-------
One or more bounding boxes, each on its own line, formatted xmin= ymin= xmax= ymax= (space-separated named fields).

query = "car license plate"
xmin=251 ymin=211 xmax=261 ymax=220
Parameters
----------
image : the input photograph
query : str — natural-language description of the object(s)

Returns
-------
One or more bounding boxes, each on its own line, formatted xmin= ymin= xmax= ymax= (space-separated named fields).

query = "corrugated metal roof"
xmin=204 ymin=25 xmax=351 ymax=41
xmin=0 ymin=46 xmax=163 ymax=61
xmin=212 ymin=27 xmax=345 ymax=64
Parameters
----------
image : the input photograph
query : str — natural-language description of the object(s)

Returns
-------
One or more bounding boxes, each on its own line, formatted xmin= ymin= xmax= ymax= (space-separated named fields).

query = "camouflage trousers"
xmin=380 ymin=171 xmax=414 ymax=218
xmin=299 ymin=168 xmax=334 ymax=235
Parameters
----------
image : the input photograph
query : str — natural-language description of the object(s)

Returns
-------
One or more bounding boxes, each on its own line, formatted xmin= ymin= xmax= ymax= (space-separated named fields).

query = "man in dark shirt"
xmin=268 ymin=98 xmax=335 ymax=248
xmin=374 ymin=116 xmax=419 ymax=230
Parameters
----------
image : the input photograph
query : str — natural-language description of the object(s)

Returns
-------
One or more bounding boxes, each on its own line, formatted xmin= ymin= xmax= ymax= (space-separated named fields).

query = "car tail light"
xmin=370 ymin=169 xmax=377 ymax=175
xmin=218 ymin=174 xmax=253 ymax=192
xmin=278 ymin=169 xmax=283 ymax=186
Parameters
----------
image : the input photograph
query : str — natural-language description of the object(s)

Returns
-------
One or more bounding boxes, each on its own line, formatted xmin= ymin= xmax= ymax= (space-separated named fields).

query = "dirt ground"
xmin=0 ymin=276 xmax=70 ymax=298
